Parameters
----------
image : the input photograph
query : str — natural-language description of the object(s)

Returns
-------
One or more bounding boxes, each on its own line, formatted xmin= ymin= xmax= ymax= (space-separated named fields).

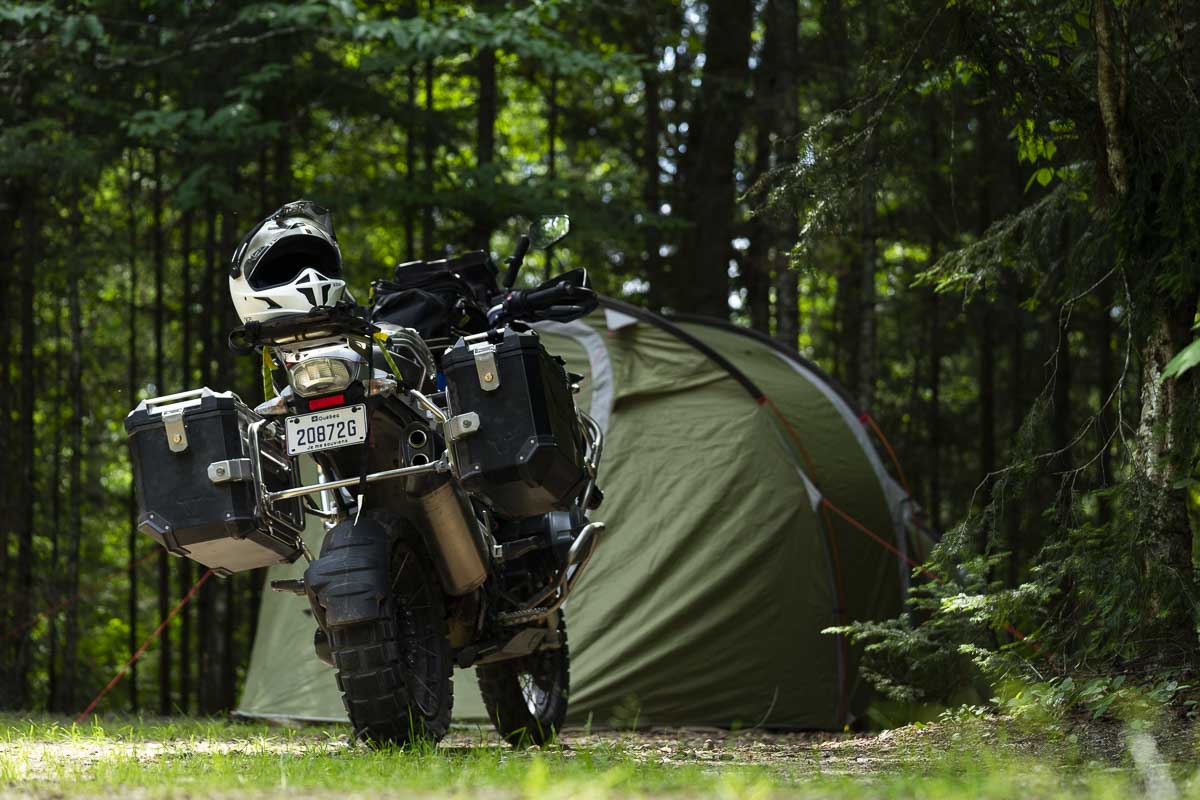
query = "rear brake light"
xmin=308 ymin=394 xmax=346 ymax=411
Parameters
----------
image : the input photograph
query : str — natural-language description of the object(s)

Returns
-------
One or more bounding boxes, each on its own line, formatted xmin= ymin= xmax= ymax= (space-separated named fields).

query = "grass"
xmin=0 ymin=713 xmax=1197 ymax=798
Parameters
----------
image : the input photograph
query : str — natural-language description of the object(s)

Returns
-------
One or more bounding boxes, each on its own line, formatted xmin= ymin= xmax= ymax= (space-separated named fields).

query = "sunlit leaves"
xmin=1161 ymin=339 xmax=1200 ymax=382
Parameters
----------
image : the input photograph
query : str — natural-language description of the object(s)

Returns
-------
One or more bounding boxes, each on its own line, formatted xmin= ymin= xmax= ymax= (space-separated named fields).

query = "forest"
xmin=2 ymin=0 xmax=1200 ymax=734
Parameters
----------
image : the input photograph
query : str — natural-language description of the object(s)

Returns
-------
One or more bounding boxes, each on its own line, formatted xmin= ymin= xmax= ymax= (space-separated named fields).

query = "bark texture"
xmin=673 ymin=0 xmax=756 ymax=318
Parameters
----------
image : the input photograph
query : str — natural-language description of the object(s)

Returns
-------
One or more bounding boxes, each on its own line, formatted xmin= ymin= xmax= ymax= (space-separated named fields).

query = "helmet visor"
xmin=246 ymin=231 xmax=342 ymax=290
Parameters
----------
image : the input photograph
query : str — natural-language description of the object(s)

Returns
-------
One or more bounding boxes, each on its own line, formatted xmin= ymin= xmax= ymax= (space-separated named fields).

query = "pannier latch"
xmin=207 ymin=458 xmax=253 ymax=485
xmin=467 ymin=340 xmax=500 ymax=392
xmin=447 ymin=412 xmax=481 ymax=441
xmin=163 ymin=410 xmax=189 ymax=453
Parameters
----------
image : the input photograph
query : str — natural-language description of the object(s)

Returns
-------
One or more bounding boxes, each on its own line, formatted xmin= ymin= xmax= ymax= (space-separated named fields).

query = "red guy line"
xmin=75 ymin=568 xmax=214 ymax=724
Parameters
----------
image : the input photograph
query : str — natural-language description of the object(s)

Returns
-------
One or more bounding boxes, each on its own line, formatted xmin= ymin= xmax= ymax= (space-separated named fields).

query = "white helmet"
xmin=229 ymin=200 xmax=352 ymax=325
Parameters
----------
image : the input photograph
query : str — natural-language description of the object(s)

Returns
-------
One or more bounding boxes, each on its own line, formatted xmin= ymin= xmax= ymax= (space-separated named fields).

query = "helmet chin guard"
xmin=230 ymin=267 xmax=354 ymax=324
xmin=229 ymin=200 xmax=348 ymax=325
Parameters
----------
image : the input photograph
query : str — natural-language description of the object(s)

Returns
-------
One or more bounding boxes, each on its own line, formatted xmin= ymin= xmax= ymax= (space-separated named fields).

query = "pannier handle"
xmin=141 ymin=387 xmax=212 ymax=410
xmin=137 ymin=388 xmax=222 ymax=454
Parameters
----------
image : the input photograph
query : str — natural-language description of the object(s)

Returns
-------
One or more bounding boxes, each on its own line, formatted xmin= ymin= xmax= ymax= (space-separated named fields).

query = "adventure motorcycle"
xmin=126 ymin=204 xmax=604 ymax=746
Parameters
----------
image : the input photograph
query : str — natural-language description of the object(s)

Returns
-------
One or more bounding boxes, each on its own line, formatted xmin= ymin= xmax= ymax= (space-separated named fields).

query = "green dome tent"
xmin=236 ymin=299 xmax=929 ymax=730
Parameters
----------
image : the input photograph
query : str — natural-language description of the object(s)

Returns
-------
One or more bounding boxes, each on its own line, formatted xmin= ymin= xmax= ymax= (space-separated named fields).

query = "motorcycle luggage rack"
xmin=229 ymin=304 xmax=380 ymax=352
xmin=246 ymin=388 xmax=453 ymax=509
xmin=240 ymin=418 xmax=309 ymax=552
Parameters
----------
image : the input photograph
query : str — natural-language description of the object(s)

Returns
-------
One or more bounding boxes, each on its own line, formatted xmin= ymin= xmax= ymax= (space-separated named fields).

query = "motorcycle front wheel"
xmin=328 ymin=531 xmax=453 ymax=746
xmin=477 ymin=613 xmax=569 ymax=747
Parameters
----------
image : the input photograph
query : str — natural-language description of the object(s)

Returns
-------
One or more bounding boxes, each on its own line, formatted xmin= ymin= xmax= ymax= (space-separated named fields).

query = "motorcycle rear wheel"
xmin=328 ymin=532 xmax=453 ymax=747
xmin=477 ymin=614 xmax=569 ymax=747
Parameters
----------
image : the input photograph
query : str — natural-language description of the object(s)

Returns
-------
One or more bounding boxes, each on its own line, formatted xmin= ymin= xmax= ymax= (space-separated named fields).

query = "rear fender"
xmin=303 ymin=516 xmax=393 ymax=628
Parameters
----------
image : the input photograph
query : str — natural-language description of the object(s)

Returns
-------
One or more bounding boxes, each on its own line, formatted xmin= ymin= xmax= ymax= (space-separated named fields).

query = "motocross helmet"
xmin=229 ymin=200 xmax=351 ymax=325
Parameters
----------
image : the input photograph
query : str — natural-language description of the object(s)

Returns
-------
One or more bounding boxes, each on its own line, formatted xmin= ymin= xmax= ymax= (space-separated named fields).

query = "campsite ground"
xmin=2 ymin=713 xmax=1199 ymax=798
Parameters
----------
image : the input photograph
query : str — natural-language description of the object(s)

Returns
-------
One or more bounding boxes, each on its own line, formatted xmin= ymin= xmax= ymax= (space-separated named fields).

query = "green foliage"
xmin=771 ymin=0 xmax=1200 ymax=723
xmin=997 ymin=673 xmax=1195 ymax=726
xmin=1162 ymin=340 xmax=1200 ymax=382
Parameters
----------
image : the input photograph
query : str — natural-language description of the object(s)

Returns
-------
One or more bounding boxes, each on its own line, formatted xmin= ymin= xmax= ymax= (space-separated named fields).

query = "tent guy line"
xmin=76 ymin=569 xmax=214 ymax=723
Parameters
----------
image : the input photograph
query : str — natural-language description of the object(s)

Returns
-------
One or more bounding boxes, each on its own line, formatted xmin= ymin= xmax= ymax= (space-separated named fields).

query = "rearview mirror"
xmin=529 ymin=215 xmax=570 ymax=250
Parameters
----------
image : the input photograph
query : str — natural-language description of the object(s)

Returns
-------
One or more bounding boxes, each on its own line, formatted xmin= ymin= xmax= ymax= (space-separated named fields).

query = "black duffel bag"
xmin=371 ymin=251 xmax=498 ymax=339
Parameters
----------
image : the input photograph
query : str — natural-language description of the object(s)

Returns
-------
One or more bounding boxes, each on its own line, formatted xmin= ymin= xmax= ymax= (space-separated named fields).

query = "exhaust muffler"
xmin=420 ymin=482 xmax=488 ymax=595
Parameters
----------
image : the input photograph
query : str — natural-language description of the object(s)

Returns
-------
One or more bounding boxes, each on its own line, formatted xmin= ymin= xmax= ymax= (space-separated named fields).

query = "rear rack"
xmin=229 ymin=304 xmax=379 ymax=352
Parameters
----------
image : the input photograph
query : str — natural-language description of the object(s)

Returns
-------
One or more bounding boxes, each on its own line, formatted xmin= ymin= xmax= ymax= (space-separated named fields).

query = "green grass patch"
xmin=0 ymin=714 xmax=1195 ymax=798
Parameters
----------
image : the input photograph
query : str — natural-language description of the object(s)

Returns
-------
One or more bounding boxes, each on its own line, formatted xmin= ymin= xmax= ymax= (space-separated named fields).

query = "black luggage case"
xmin=441 ymin=328 xmax=588 ymax=518
xmin=125 ymin=388 xmax=305 ymax=575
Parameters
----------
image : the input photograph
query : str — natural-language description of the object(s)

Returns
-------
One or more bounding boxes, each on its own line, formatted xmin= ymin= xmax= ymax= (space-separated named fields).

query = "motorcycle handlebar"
xmin=487 ymin=281 xmax=595 ymax=326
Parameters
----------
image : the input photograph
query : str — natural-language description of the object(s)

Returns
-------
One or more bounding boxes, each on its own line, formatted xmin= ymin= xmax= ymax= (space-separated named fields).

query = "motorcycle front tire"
xmin=327 ymin=524 xmax=453 ymax=747
xmin=477 ymin=613 xmax=569 ymax=747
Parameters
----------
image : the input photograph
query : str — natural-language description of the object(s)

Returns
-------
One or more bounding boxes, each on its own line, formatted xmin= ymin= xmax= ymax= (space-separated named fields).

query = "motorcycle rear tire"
xmin=328 ymin=530 xmax=453 ymax=747
xmin=477 ymin=614 xmax=569 ymax=747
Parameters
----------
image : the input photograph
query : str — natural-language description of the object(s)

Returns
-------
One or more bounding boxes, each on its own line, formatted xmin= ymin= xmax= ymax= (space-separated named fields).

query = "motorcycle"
xmin=125 ymin=214 xmax=605 ymax=747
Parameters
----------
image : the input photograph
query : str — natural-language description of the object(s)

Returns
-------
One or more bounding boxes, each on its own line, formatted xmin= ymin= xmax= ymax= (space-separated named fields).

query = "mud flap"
xmin=303 ymin=517 xmax=392 ymax=630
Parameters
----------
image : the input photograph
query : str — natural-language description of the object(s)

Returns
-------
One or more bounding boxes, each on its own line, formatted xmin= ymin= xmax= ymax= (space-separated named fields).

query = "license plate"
xmin=285 ymin=404 xmax=367 ymax=456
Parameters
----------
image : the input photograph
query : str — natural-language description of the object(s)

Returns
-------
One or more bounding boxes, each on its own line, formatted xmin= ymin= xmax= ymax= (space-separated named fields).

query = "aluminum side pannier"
xmin=125 ymin=387 xmax=305 ymax=575
xmin=441 ymin=328 xmax=588 ymax=518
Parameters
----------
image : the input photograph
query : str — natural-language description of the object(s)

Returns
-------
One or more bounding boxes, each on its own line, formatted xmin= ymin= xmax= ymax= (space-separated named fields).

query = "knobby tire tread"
xmin=327 ymin=529 xmax=453 ymax=747
xmin=477 ymin=616 xmax=569 ymax=747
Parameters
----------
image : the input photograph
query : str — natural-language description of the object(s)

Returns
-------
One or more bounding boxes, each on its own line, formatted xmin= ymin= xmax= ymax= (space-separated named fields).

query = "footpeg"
xmin=270 ymin=578 xmax=306 ymax=595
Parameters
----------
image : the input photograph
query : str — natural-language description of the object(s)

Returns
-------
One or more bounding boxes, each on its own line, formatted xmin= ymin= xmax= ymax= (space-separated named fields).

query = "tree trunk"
xmin=544 ymin=70 xmax=559 ymax=282
xmin=48 ymin=299 xmax=62 ymax=711
xmin=126 ymin=151 xmax=140 ymax=711
xmin=975 ymin=105 xmax=997 ymax=502
xmin=201 ymin=200 xmax=217 ymax=389
xmin=471 ymin=33 xmax=497 ymax=250
xmin=857 ymin=186 xmax=877 ymax=407
xmin=1130 ymin=302 xmax=1198 ymax=637
xmin=822 ymin=0 xmax=854 ymax=375
xmin=152 ymin=145 xmax=171 ymax=715
xmin=775 ymin=271 xmax=799 ymax=349
xmin=1052 ymin=318 xmax=1072 ymax=460
xmin=747 ymin=0 xmax=800 ymax=336
xmin=14 ymin=194 xmax=38 ymax=709
xmin=178 ymin=210 xmax=194 ymax=714
xmin=1094 ymin=0 xmax=1129 ymax=198
xmin=674 ymin=0 xmax=756 ymax=317
xmin=222 ymin=578 xmax=236 ymax=710
xmin=857 ymin=9 xmax=878 ymax=411
xmin=62 ymin=268 xmax=83 ymax=713
xmin=745 ymin=109 xmax=773 ymax=334
xmin=274 ymin=138 xmax=292 ymax=200
xmin=0 ymin=190 xmax=15 ymax=671
xmin=422 ymin=41 xmax=435 ymax=257
xmin=405 ymin=54 xmax=418 ymax=262
xmin=218 ymin=173 xmax=240 ymax=394
xmin=1097 ymin=280 xmax=1116 ymax=521
xmin=770 ymin=0 xmax=800 ymax=347
xmin=641 ymin=34 xmax=666 ymax=310
xmin=198 ymin=200 xmax=218 ymax=714
xmin=1006 ymin=277 xmax=1026 ymax=586
xmin=257 ymin=148 xmax=269 ymax=212
xmin=925 ymin=100 xmax=944 ymax=529
xmin=928 ymin=290 xmax=942 ymax=528
xmin=978 ymin=305 xmax=996 ymax=487
xmin=832 ymin=262 xmax=858 ymax=386
xmin=1094 ymin=0 xmax=1194 ymax=638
